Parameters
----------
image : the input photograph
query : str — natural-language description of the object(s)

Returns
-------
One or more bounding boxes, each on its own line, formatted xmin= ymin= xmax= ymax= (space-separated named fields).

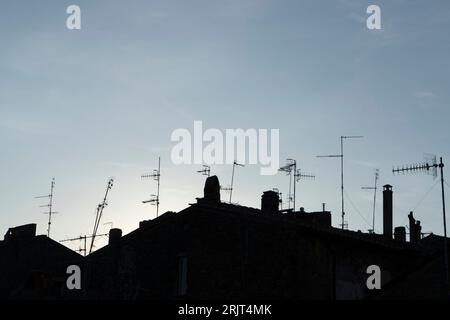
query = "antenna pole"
xmin=141 ymin=157 xmax=161 ymax=217
xmin=156 ymin=157 xmax=161 ymax=216
xmin=362 ymin=169 xmax=380 ymax=233
xmin=318 ymin=135 xmax=363 ymax=229
xmin=89 ymin=178 xmax=114 ymax=254
xmin=48 ymin=178 xmax=55 ymax=237
xmin=229 ymin=162 xmax=235 ymax=203
xmin=439 ymin=157 xmax=449 ymax=296
xmin=229 ymin=160 xmax=244 ymax=204
xmin=36 ymin=178 xmax=58 ymax=238
xmin=393 ymin=156 xmax=448 ymax=296
xmin=372 ymin=170 xmax=379 ymax=232
xmin=280 ymin=159 xmax=315 ymax=211
xmin=293 ymin=161 xmax=297 ymax=210
xmin=341 ymin=136 xmax=345 ymax=230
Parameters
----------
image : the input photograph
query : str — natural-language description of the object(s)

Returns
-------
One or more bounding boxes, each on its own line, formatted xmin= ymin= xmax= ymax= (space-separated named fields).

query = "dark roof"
xmin=88 ymin=199 xmax=430 ymax=257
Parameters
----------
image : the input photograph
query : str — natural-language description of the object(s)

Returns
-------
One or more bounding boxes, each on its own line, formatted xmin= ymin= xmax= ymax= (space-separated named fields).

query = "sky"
xmin=1 ymin=0 xmax=450 ymax=252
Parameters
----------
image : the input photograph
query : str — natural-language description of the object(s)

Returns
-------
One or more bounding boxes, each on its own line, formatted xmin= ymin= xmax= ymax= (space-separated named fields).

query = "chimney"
xmin=203 ymin=175 xmax=221 ymax=204
xmin=108 ymin=228 xmax=122 ymax=245
xmin=383 ymin=185 xmax=393 ymax=239
xmin=261 ymin=190 xmax=279 ymax=214
xmin=408 ymin=212 xmax=422 ymax=244
xmin=4 ymin=224 xmax=37 ymax=241
xmin=394 ymin=226 xmax=406 ymax=242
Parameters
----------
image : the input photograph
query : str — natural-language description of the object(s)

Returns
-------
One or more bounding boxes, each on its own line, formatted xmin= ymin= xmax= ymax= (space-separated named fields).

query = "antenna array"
xmin=393 ymin=155 xmax=448 ymax=296
xmin=89 ymin=178 xmax=114 ymax=254
xmin=142 ymin=157 xmax=161 ymax=217
xmin=317 ymin=135 xmax=363 ymax=229
xmin=35 ymin=178 xmax=58 ymax=238
xmin=279 ymin=159 xmax=315 ymax=211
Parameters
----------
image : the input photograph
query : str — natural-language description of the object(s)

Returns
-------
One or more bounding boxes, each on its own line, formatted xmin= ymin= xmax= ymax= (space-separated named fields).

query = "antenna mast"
xmin=279 ymin=159 xmax=315 ymax=210
xmin=393 ymin=156 xmax=448 ymax=296
xmin=229 ymin=160 xmax=245 ymax=203
xmin=89 ymin=178 xmax=114 ymax=254
xmin=142 ymin=157 xmax=161 ymax=217
xmin=197 ymin=165 xmax=211 ymax=177
xmin=60 ymin=233 xmax=108 ymax=256
xmin=36 ymin=178 xmax=58 ymax=238
xmin=362 ymin=169 xmax=380 ymax=233
xmin=317 ymin=135 xmax=363 ymax=229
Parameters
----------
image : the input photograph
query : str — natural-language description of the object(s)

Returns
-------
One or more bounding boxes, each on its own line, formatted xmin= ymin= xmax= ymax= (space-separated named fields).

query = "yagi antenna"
xmin=35 ymin=178 xmax=58 ymax=238
xmin=197 ymin=165 xmax=211 ymax=177
xmin=392 ymin=155 xmax=448 ymax=295
xmin=60 ymin=233 xmax=109 ymax=257
xmin=142 ymin=157 xmax=161 ymax=217
xmin=89 ymin=178 xmax=114 ymax=254
xmin=279 ymin=159 xmax=315 ymax=211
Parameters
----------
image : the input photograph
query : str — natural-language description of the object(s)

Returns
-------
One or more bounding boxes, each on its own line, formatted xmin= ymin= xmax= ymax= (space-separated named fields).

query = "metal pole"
xmin=293 ymin=160 xmax=297 ymax=211
xmin=47 ymin=178 xmax=55 ymax=237
xmin=229 ymin=162 xmax=236 ymax=203
xmin=157 ymin=157 xmax=161 ymax=217
xmin=341 ymin=136 xmax=345 ymax=230
xmin=372 ymin=175 xmax=378 ymax=233
xmin=439 ymin=157 xmax=449 ymax=296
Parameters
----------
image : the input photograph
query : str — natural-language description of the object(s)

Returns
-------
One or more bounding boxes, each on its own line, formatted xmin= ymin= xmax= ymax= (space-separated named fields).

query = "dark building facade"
xmin=0 ymin=224 xmax=83 ymax=299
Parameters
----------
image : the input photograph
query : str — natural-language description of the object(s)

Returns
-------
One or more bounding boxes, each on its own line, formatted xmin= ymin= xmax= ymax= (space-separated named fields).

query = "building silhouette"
xmin=0 ymin=176 xmax=448 ymax=299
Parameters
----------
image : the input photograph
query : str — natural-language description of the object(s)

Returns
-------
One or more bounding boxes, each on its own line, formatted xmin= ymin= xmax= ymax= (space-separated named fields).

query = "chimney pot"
xmin=109 ymin=228 xmax=122 ymax=245
xmin=261 ymin=191 xmax=279 ymax=214
xmin=383 ymin=184 xmax=393 ymax=239
xmin=394 ymin=226 xmax=406 ymax=242
xmin=203 ymin=175 xmax=221 ymax=203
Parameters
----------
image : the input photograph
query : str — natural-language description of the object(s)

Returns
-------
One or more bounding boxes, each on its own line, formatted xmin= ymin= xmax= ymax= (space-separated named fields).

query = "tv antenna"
xmin=228 ymin=160 xmax=245 ymax=203
xmin=60 ymin=233 xmax=108 ymax=256
xmin=317 ymin=135 xmax=364 ymax=229
xmin=141 ymin=157 xmax=161 ymax=217
xmin=393 ymin=155 xmax=448 ymax=296
xmin=197 ymin=165 xmax=211 ymax=177
xmin=89 ymin=178 xmax=114 ymax=254
xmin=362 ymin=169 xmax=380 ymax=233
xmin=279 ymin=159 xmax=315 ymax=211
xmin=35 ymin=178 xmax=58 ymax=238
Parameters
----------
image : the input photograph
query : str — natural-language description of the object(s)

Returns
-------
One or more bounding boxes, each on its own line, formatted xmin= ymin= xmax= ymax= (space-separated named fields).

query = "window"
xmin=177 ymin=255 xmax=188 ymax=296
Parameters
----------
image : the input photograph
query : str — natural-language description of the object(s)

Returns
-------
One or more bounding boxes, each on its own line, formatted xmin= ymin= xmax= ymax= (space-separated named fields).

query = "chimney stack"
xmin=203 ymin=175 xmax=221 ymax=204
xmin=408 ymin=212 xmax=422 ymax=244
xmin=261 ymin=190 xmax=279 ymax=214
xmin=394 ymin=226 xmax=406 ymax=242
xmin=383 ymin=185 xmax=393 ymax=239
xmin=108 ymin=228 xmax=122 ymax=245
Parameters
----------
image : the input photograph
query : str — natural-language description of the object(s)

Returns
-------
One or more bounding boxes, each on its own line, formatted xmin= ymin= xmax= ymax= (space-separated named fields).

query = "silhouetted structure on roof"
xmin=1 ymin=176 xmax=449 ymax=299
xmin=0 ymin=224 xmax=82 ymax=299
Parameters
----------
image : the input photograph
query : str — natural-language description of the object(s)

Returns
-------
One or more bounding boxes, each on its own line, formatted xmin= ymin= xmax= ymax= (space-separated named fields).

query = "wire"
xmin=445 ymin=180 xmax=450 ymax=189
xmin=399 ymin=179 xmax=440 ymax=226
xmin=344 ymin=190 xmax=373 ymax=229
xmin=411 ymin=179 xmax=440 ymax=212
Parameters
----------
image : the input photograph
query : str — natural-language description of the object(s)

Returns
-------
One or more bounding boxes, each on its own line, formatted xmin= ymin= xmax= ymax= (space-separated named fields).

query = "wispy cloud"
xmin=413 ymin=91 xmax=437 ymax=99
xmin=0 ymin=116 xmax=48 ymax=135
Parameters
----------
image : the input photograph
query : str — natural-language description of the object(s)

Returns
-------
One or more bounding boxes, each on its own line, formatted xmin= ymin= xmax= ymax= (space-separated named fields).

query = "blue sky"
xmin=1 ymin=0 xmax=449 ymax=251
